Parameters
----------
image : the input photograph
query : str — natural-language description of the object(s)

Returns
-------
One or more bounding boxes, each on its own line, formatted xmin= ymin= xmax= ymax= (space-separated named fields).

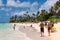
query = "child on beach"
xmin=13 ymin=24 xmax=16 ymax=31
xmin=40 ymin=22 xmax=44 ymax=37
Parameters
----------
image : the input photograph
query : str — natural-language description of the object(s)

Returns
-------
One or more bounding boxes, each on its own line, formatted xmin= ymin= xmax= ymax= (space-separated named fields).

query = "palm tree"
xmin=36 ymin=11 xmax=40 ymax=17
xmin=32 ymin=13 xmax=36 ymax=18
xmin=24 ymin=11 xmax=31 ymax=22
xmin=24 ymin=11 xmax=28 ymax=17
xmin=57 ymin=10 xmax=60 ymax=17
xmin=49 ymin=7 xmax=55 ymax=15
xmin=18 ymin=16 xmax=22 ymax=22
xmin=54 ymin=1 xmax=60 ymax=10
xmin=39 ymin=10 xmax=48 ymax=21
xmin=10 ymin=16 xmax=15 ymax=22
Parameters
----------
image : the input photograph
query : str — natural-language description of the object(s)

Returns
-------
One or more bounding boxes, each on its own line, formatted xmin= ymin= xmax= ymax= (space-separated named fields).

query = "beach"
xmin=0 ymin=23 xmax=60 ymax=40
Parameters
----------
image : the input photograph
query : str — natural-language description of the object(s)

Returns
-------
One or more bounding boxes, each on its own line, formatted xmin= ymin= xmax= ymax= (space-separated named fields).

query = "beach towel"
xmin=51 ymin=26 xmax=57 ymax=32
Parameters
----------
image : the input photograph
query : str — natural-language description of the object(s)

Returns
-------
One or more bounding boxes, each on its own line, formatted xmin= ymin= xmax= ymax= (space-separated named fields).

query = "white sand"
xmin=0 ymin=23 xmax=60 ymax=40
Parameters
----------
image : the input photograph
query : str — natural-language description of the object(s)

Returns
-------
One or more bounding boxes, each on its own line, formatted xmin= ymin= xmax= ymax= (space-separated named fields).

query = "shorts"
xmin=48 ymin=27 xmax=51 ymax=31
xmin=40 ymin=28 xmax=44 ymax=32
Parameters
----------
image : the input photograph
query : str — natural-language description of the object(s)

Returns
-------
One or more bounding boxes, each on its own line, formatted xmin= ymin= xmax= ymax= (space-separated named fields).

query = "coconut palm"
xmin=10 ymin=16 xmax=15 ymax=22
xmin=54 ymin=0 xmax=60 ymax=10
xmin=36 ymin=11 xmax=40 ymax=17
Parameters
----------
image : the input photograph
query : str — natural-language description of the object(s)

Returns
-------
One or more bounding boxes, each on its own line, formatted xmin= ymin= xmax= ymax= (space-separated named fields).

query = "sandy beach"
xmin=0 ymin=23 xmax=60 ymax=40
xmin=12 ymin=23 xmax=60 ymax=40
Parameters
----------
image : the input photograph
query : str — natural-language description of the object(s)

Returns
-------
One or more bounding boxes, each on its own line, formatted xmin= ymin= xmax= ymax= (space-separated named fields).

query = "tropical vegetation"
xmin=10 ymin=0 xmax=60 ymax=23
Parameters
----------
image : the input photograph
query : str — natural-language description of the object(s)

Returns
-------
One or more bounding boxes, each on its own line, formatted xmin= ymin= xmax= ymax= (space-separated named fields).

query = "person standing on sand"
xmin=13 ymin=24 xmax=16 ymax=31
xmin=30 ymin=24 xmax=32 ymax=27
xmin=44 ymin=21 xmax=48 ymax=28
xmin=40 ymin=22 xmax=44 ymax=37
xmin=48 ymin=22 xmax=52 ymax=36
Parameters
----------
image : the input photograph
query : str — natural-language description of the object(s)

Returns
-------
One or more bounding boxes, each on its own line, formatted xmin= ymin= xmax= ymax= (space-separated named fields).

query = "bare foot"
xmin=48 ymin=35 xmax=50 ymax=36
xmin=24 ymin=26 xmax=25 ymax=28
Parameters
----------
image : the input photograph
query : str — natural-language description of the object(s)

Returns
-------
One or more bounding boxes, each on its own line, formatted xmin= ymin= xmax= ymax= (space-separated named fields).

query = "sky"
xmin=0 ymin=0 xmax=58 ymax=23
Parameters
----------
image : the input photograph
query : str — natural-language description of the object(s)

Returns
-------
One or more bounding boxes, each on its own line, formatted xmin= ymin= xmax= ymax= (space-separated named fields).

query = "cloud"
xmin=6 ymin=13 xmax=9 ymax=16
xmin=13 ymin=11 xmax=26 ymax=16
xmin=0 ymin=16 xmax=1 ymax=19
xmin=0 ymin=0 xmax=39 ymax=16
xmin=30 ymin=2 xmax=38 ymax=12
xmin=6 ymin=0 xmax=38 ymax=8
xmin=13 ymin=2 xmax=39 ymax=16
xmin=0 ymin=7 xmax=12 ymax=12
xmin=0 ymin=7 xmax=5 ymax=10
xmin=16 ymin=0 xmax=20 ymax=3
xmin=18 ymin=2 xmax=30 ymax=7
xmin=0 ymin=0 xmax=38 ymax=12
xmin=0 ymin=0 xmax=4 ymax=6
xmin=39 ymin=0 xmax=58 ymax=12
xmin=6 ymin=0 xmax=31 ymax=7
xmin=5 ymin=8 xmax=12 ymax=11
xmin=7 ymin=0 xmax=17 ymax=7
xmin=6 ymin=1 xmax=39 ymax=16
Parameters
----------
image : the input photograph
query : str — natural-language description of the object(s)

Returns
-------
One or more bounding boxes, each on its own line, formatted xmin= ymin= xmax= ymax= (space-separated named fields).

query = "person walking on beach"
xmin=44 ymin=21 xmax=48 ymax=28
xmin=30 ymin=24 xmax=32 ymax=27
xmin=40 ymin=22 xmax=44 ymax=37
xmin=13 ymin=24 xmax=16 ymax=31
xmin=48 ymin=22 xmax=52 ymax=36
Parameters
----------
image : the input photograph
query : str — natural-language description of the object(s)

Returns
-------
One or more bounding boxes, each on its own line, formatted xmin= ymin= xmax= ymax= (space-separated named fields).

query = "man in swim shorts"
xmin=40 ymin=22 xmax=44 ymax=37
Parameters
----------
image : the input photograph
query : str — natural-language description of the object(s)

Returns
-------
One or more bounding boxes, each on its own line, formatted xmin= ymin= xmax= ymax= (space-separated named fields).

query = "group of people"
xmin=13 ymin=21 xmax=57 ymax=37
xmin=40 ymin=21 xmax=56 ymax=37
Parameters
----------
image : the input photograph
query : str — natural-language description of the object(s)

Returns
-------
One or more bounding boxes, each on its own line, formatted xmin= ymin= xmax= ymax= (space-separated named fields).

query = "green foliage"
xmin=10 ymin=0 xmax=60 ymax=23
xmin=48 ymin=17 xmax=60 ymax=22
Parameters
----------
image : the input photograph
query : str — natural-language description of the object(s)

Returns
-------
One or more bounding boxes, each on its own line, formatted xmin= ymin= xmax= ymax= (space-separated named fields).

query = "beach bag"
xmin=51 ymin=26 xmax=57 ymax=32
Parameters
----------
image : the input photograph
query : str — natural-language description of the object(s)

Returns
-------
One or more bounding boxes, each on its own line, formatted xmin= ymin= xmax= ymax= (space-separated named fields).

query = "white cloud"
xmin=32 ymin=2 xmax=38 ymax=6
xmin=0 ymin=7 xmax=5 ymax=10
xmin=5 ymin=8 xmax=12 ymax=11
xmin=13 ymin=2 xmax=39 ymax=16
xmin=6 ymin=0 xmax=30 ymax=7
xmin=0 ymin=0 xmax=39 ymax=16
xmin=6 ymin=13 xmax=9 ymax=16
xmin=11 ymin=2 xmax=39 ymax=16
xmin=6 ymin=0 xmax=38 ymax=8
xmin=7 ymin=0 xmax=17 ymax=7
xmin=16 ymin=0 xmax=20 ymax=3
xmin=30 ymin=2 xmax=38 ymax=12
xmin=39 ymin=0 xmax=58 ymax=12
xmin=13 ymin=11 xmax=26 ymax=16
xmin=0 ymin=0 xmax=4 ymax=6
xmin=18 ymin=2 xmax=30 ymax=7
xmin=0 ymin=7 xmax=11 ymax=11
xmin=3 ymin=0 xmax=38 ymax=12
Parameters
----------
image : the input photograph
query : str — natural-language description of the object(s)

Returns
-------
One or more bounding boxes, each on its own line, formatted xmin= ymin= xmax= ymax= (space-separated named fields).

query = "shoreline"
xmin=0 ymin=23 xmax=60 ymax=40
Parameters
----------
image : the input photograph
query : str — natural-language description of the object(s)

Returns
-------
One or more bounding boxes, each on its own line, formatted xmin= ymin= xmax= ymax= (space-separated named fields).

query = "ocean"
xmin=0 ymin=23 xmax=31 ymax=40
xmin=0 ymin=23 xmax=12 ymax=31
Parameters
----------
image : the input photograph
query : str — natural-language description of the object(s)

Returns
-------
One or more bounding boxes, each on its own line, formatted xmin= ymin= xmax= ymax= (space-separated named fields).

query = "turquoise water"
xmin=0 ymin=23 xmax=13 ymax=31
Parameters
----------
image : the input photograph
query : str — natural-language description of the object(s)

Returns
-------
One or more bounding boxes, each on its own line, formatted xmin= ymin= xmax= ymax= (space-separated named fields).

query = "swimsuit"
xmin=40 ymin=27 xmax=44 ymax=32
xmin=48 ymin=27 xmax=51 ymax=31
